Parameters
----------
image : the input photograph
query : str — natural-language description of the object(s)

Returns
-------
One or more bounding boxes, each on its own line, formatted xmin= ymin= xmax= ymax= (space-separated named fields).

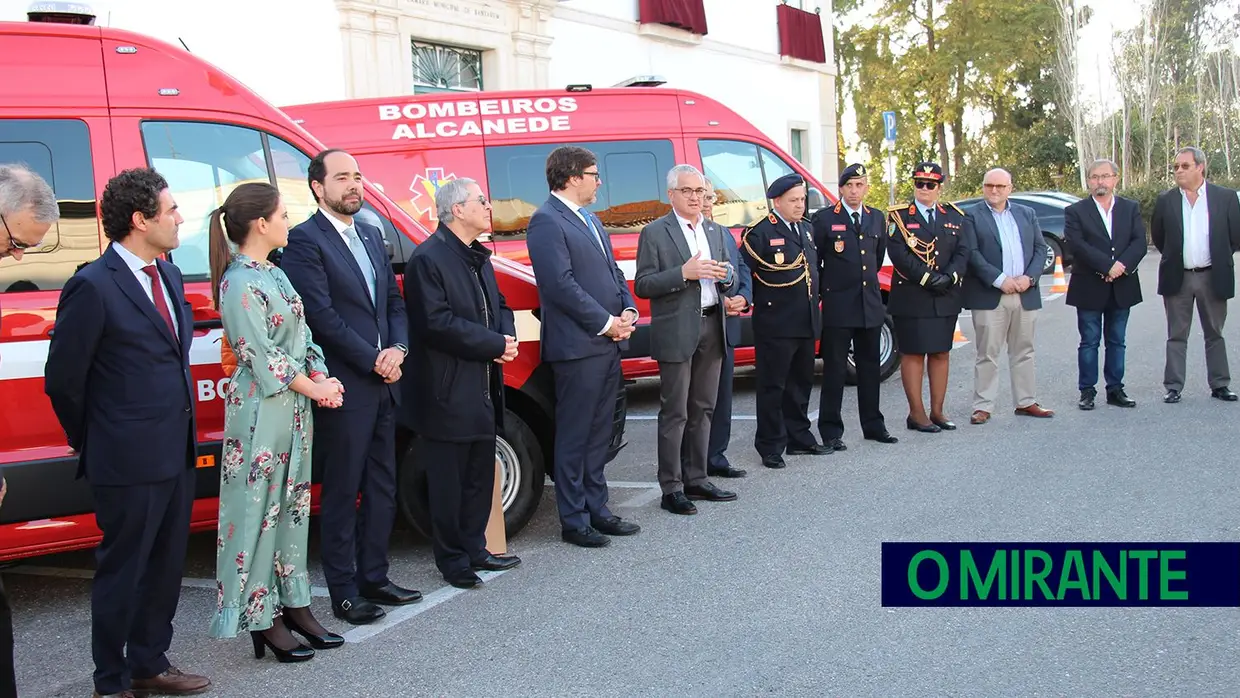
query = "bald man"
xmin=962 ymin=169 xmax=1052 ymax=424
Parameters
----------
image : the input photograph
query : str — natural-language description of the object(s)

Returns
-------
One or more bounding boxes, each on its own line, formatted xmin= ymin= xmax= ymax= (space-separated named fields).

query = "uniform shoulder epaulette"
xmin=887 ymin=203 xmax=905 ymax=211
xmin=945 ymin=201 xmax=965 ymax=215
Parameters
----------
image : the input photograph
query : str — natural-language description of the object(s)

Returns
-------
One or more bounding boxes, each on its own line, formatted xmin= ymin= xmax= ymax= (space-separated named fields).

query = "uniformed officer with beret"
xmin=740 ymin=173 xmax=832 ymax=469
xmin=810 ymin=163 xmax=898 ymax=450
xmin=886 ymin=161 xmax=974 ymax=433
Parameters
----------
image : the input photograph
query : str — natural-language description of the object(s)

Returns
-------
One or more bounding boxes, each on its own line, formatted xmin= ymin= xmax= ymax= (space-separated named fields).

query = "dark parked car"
xmin=953 ymin=191 xmax=1080 ymax=274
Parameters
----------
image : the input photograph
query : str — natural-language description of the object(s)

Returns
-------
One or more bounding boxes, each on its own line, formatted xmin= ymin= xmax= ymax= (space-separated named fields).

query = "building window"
xmin=412 ymin=41 xmax=483 ymax=94
xmin=790 ymin=129 xmax=807 ymax=163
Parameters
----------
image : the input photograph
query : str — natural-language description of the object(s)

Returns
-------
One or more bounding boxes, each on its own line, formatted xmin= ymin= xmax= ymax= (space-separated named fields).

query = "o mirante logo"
xmin=880 ymin=543 xmax=1240 ymax=607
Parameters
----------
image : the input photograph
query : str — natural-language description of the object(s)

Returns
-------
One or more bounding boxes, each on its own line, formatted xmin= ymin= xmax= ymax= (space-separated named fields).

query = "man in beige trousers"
xmin=962 ymin=168 xmax=1053 ymax=424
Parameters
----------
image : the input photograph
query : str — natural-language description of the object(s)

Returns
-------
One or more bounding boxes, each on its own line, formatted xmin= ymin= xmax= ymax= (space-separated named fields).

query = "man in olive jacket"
xmin=403 ymin=177 xmax=521 ymax=590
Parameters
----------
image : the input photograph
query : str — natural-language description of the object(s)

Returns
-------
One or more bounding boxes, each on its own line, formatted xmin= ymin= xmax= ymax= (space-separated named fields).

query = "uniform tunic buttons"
xmin=862 ymin=265 xmax=867 ymax=271
xmin=861 ymin=250 xmax=866 ymax=255
xmin=863 ymin=281 xmax=868 ymax=286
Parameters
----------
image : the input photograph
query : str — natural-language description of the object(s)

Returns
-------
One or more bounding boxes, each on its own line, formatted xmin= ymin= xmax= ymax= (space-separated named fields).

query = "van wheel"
xmin=397 ymin=407 xmax=545 ymax=540
xmin=1043 ymin=235 xmax=1063 ymax=275
xmin=844 ymin=315 xmax=900 ymax=384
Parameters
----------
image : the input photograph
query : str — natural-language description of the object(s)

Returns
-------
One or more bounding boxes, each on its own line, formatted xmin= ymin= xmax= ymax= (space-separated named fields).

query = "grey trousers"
xmin=1163 ymin=269 xmax=1230 ymax=391
xmin=656 ymin=315 xmax=725 ymax=495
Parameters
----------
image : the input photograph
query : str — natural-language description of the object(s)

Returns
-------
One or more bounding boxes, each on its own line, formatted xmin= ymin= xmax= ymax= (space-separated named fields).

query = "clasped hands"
xmin=374 ymin=347 xmax=404 ymax=384
xmin=1104 ymin=261 xmax=1126 ymax=282
xmin=682 ymin=251 xmax=731 ymax=283
xmin=310 ymin=374 xmax=345 ymax=408
xmin=606 ymin=309 xmax=638 ymax=342
xmin=494 ymin=335 xmax=519 ymax=364
xmin=999 ymin=275 xmax=1034 ymax=294
xmin=923 ymin=271 xmax=960 ymax=295
xmin=723 ymin=295 xmax=748 ymax=316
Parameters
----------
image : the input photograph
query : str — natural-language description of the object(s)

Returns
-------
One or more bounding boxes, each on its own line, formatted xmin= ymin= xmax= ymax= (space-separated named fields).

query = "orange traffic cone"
xmin=1050 ymin=255 xmax=1068 ymax=293
xmin=953 ymin=317 xmax=968 ymax=344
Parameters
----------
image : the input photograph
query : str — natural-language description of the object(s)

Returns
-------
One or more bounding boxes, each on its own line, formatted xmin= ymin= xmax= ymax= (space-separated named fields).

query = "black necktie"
xmin=851 ymin=212 xmax=861 ymax=230
xmin=926 ymin=209 xmax=935 ymax=226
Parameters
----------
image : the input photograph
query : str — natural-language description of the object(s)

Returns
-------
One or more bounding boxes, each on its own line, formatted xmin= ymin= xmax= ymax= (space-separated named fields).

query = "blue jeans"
xmin=1077 ymin=308 xmax=1130 ymax=392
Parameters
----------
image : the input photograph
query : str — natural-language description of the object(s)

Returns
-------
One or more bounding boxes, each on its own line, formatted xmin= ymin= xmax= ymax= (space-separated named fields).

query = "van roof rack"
xmin=614 ymin=75 xmax=666 ymax=88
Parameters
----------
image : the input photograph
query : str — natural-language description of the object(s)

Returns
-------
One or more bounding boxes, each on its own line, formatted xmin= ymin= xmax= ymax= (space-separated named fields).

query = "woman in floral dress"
xmin=206 ymin=183 xmax=346 ymax=662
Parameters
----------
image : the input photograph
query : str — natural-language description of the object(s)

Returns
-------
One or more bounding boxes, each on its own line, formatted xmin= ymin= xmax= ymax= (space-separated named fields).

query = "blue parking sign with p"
xmin=883 ymin=111 xmax=897 ymax=141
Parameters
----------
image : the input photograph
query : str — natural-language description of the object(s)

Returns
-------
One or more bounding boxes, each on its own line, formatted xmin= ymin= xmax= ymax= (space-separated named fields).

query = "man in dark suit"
xmin=279 ymin=149 xmax=421 ymax=625
xmin=526 ymin=145 xmax=641 ymax=547
xmin=962 ymin=168 xmax=1053 ymax=425
xmin=404 ymin=177 xmax=522 ymax=589
xmin=1063 ymin=158 xmax=1146 ymax=410
xmin=1150 ymin=146 xmax=1240 ymax=404
xmin=687 ymin=179 xmax=751 ymax=480
xmin=635 ymin=164 xmax=739 ymax=516
xmin=1 ymin=164 xmax=58 ymax=698
xmin=811 ymin=163 xmax=898 ymax=448
xmin=740 ymin=174 xmax=831 ymax=469
xmin=44 ymin=168 xmax=210 ymax=698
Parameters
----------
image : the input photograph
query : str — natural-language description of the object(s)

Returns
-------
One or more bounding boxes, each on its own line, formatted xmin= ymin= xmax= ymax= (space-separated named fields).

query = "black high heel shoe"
xmin=251 ymin=630 xmax=315 ymax=662
xmin=283 ymin=614 xmax=345 ymax=650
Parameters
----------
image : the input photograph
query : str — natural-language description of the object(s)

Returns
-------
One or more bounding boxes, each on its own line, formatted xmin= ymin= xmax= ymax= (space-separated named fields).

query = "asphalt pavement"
xmin=7 ymin=250 xmax=1240 ymax=697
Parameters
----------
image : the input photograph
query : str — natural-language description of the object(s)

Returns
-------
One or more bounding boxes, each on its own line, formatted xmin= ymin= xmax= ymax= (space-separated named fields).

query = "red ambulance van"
xmin=280 ymin=88 xmax=900 ymax=384
xmin=0 ymin=17 xmax=624 ymax=561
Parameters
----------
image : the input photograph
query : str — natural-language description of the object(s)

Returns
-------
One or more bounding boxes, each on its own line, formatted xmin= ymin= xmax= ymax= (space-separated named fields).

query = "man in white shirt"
xmin=1151 ymin=146 xmax=1240 ymax=403
xmin=635 ymin=165 xmax=740 ymax=515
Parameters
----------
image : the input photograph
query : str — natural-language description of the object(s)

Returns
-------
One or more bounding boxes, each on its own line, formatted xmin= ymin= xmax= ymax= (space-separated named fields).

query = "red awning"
xmin=638 ymin=0 xmax=708 ymax=36
xmin=777 ymin=3 xmax=826 ymax=63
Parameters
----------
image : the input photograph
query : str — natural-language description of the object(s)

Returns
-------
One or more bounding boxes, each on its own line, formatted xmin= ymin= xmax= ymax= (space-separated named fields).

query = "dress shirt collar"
xmin=552 ymin=191 xmax=584 ymax=216
xmin=842 ymin=202 xmax=863 ymax=219
xmin=673 ymin=209 xmax=704 ymax=231
xmin=1179 ymin=182 xmax=1207 ymax=200
xmin=111 ymin=240 xmax=156 ymax=271
xmin=915 ymin=200 xmax=938 ymax=219
xmin=319 ymin=207 xmax=353 ymax=235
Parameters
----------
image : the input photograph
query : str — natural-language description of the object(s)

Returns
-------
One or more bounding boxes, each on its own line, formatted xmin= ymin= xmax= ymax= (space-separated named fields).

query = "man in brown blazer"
xmin=1150 ymin=146 xmax=1240 ymax=404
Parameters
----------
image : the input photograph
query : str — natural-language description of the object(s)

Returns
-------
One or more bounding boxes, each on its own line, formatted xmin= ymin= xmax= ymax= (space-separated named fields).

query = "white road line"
xmin=341 ymin=569 xmax=511 ymax=643
xmin=618 ymin=487 xmax=664 ymax=509
xmin=8 ymin=565 xmax=332 ymax=598
xmin=627 ymin=410 xmax=819 ymax=422
xmin=544 ymin=478 xmax=659 ymax=489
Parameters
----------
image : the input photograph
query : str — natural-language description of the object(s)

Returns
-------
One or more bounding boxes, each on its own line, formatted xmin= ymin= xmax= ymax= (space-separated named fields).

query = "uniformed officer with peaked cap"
xmin=810 ymin=163 xmax=898 ymax=450
xmin=885 ymin=161 xmax=974 ymax=433
xmin=740 ymin=172 xmax=832 ymax=469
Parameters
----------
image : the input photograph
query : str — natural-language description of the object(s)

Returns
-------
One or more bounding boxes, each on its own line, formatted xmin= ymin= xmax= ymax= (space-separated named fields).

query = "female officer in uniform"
xmin=885 ymin=162 xmax=974 ymax=432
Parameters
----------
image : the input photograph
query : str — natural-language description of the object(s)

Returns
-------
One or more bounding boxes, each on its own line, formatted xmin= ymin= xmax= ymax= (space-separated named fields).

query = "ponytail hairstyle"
xmin=208 ymin=182 xmax=282 ymax=308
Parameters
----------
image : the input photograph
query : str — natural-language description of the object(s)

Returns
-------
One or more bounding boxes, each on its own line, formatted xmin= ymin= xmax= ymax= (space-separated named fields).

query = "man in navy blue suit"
xmin=526 ymin=146 xmax=641 ymax=548
xmin=279 ymin=150 xmax=420 ymax=625
xmin=45 ymin=168 xmax=211 ymax=698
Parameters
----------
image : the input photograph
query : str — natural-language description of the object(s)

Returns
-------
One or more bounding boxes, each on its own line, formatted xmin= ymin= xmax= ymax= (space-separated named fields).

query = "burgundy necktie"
xmin=141 ymin=264 xmax=178 ymax=341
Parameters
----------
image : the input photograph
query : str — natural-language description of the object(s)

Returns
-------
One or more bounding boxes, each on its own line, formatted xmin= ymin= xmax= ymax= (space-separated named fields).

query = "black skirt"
xmin=893 ymin=315 xmax=957 ymax=355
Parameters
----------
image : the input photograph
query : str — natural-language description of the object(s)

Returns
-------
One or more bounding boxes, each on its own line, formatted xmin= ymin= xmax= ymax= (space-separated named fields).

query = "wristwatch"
xmin=392 ymin=343 xmax=408 ymax=354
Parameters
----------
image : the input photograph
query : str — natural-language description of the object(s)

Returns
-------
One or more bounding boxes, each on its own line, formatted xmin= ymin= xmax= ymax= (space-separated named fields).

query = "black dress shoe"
xmin=251 ymin=630 xmax=314 ymax=662
xmin=1079 ymin=388 xmax=1096 ymax=410
xmin=660 ymin=491 xmax=698 ymax=515
xmin=360 ymin=582 xmax=422 ymax=606
xmin=786 ymin=442 xmax=832 ymax=455
xmin=1212 ymin=387 xmax=1238 ymax=402
xmin=905 ymin=417 xmax=941 ymax=433
xmin=562 ymin=526 xmax=610 ymax=547
xmin=1105 ymin=389 xmax=1135 ymax=408
xmin=684 ymin=481 xmax=737 ymax=502
xmin=332 ymin=597 xmax=385 ymax=625
xmin=592 ymin=515 xmax=640 ymax=536
xmin=707 ymin=464 xmax=747 ymax=478
xmin=930 ymin=416 xmax=956 ymax=430
xmin=1164 ymin=389 xmax=1181 ymax=403
xmin=471 ymin=553 xmax=521 ymax=571
xmin=282 ymin=615 xmax=344 ymax=650
xmin=864 ymin=431 xmax=898 ymax=444
xmin=825 ymin=438 xmax=846 ymax=451
xmin=762 ymin=454 xmax=786 ymax=469
xmin=444 ymin=570 xmax=481 ymax=589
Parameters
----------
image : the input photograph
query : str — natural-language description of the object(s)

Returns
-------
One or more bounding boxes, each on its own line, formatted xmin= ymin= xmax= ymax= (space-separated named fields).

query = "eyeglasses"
xmin=579 ymin=170 xmax=601 ymax=180
xmin=981 ymin=183 xmax=1010 ymax=190
xmin=1087 ymin=173 xmax=1117 ymax=181
xmin=1 ymin=214 xmax=34 ymax=251
xmin=674 ymin=187 xmax=709 ymax=198
xmin=1172 ymin=162 xmax=1198 ymax=171
xmin=914 ymin=181 xmax=939 ymax=190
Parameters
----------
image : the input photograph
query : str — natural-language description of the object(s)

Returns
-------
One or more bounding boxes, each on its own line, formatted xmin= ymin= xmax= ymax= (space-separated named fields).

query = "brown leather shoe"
xmin=970 ymin=410 xmax=990 ymax=424
xmin=1015 ymin=403 xmax=1054 ymax=418
xmin=93 ymin=692 xmax=136 ymax=698
xmin=130 ymin=667 xmax=211 ymax=695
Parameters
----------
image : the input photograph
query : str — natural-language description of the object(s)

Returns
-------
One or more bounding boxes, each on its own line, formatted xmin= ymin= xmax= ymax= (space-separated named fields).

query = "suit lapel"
xmin=551 ymin=198 xmax=608 ymax=262
xmin=316 ymin=212 xmax=375 ymax=309
xmin=105 ymin=246 xmax=180 ymax=351
xmin=663 ymin=214 xmax=692 ymax=262
xmin=157 ymin=259 xmax=193 ymax=356
xmin=1206 ymin=183 xmax=1225 ymax=249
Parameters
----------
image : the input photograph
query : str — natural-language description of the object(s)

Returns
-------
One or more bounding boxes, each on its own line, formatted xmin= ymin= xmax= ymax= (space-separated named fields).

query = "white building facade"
xmin=4 ymin=0 xmax=837 ymax=184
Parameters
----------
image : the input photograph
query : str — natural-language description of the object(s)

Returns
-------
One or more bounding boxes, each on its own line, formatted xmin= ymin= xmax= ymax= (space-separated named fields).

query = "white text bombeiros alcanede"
xmin=379 ymin=97 xmax=579 ymax=140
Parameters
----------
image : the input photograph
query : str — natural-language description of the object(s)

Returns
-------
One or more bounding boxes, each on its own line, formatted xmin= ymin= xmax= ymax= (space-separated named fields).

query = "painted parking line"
xmin=626 ymin=410 xmax=821 ymax=423
xmin=7 ymin=564 xmax=333 ymax=598
xmin=341 ymin=568 xmax=512 ymax=643
xmin=544 ymin=478 xmax=659 ymax=489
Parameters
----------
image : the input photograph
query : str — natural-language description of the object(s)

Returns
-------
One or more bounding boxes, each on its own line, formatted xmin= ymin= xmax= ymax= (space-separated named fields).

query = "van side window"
xmin=758 ymin=145 xmax=795 ymax=188
xmin=140 ymin=121 xmax=270 ymax=281
xmin=485 ymin=139 xmax=675 ymax=239
xmin=698 ymin=140 xmax=767 ymax=229
xmin=0 ymin=119 xmax=98 ymax=292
